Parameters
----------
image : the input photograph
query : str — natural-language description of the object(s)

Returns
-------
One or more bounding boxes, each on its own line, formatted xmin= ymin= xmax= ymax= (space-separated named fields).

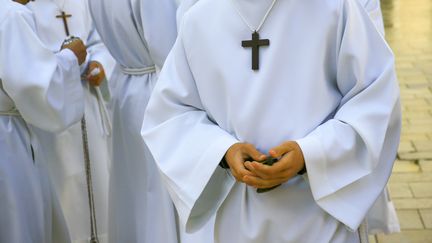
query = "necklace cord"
xmin=230 ymin=0 xmax=278 ymax=32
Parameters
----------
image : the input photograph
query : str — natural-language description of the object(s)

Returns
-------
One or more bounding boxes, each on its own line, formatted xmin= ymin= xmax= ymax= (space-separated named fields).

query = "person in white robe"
xmin=87 ymin=0 xmax=180 ymax=242
xmin=25 ymin=0 xmax=115 ymax=242
xmin=142 ymin=0 xmax=401 ymax=242
xmin=174 ymin=0 xmax=400 ymax=239
xmin=0 ymin=0 xmax=87 ymax=242
xmin=177 ymin=0 xmax=400 ymax=238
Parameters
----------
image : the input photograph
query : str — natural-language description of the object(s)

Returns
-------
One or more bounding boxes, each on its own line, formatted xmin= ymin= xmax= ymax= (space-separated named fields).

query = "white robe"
xmin=176 ymin=0 xmax=399 ymax=240
xmin=142 ymin=0 xmax=401 ymax=242
xmin=88 ymin=0 xmax=180 ymax=242
xmin=0 ymin=1 xmax=84 ymax=242
xmin=26 ymin=0 xmax=115 ymax=242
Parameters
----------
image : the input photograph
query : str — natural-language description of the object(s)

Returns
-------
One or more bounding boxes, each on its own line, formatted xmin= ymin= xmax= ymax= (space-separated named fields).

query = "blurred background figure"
xmin=26 ymin=0 xmax=115 ymax=242
xmin=0 ymin=0 xmax=87 ymax=242
xmin=88 ymin=0 xmax=181 ymax=242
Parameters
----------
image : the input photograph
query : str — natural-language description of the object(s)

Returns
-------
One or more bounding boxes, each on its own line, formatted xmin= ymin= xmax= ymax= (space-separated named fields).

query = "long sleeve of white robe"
xmin=142 ymin=0 xmax=401 ymax=238
xmin=142 ymin=29 xmax=238 ymax=231
xmin=0 ymin=6 xmax=83 ymax=132
xmin=295 ymin=0 xmax=401 ymax=231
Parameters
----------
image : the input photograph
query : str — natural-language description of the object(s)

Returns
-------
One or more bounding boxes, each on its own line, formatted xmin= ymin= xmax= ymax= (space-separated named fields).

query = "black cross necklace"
xmin=232 ymin=0 xmax=278 ymax=70
xmin=53 ymin=0 xmax=73 ymax=36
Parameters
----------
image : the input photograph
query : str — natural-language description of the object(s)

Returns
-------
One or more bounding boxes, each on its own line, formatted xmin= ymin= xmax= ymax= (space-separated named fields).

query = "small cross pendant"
xmin=242 ymin=31 xmax=270 ymax=70
xmin=56 ymin=11 xmax=72 ymax=36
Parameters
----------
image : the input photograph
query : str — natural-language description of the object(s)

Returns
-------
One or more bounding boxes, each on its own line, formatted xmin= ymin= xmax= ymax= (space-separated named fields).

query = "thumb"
xmin=269 ymin=141 xmax=296 ymax=158
xmin=245 ymin=145 xmax=266 ymax=162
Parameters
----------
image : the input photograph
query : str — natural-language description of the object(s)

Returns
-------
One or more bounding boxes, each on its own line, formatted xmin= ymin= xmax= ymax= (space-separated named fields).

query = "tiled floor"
xmin=371 ymin=0 xmax=432 ymax=242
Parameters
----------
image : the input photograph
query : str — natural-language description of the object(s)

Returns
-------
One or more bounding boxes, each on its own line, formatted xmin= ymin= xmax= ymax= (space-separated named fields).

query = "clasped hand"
xmin=224 ymin=141 xmax=305 ymax=189
xmin=85 ymin=61 xmax=106 ymax=86
xmin=60 ymin=38 xmax=106 ymax=86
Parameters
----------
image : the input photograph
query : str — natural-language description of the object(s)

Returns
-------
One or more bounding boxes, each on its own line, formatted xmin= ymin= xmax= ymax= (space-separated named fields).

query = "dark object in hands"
xmin=257 ymin=157 xmax=281 ymax=193
xmin=261 ymin=157 xmax=278 ymax=166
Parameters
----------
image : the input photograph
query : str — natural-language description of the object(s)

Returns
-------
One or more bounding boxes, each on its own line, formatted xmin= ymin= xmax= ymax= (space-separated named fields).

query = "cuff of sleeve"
xmin=219 ymin=156 xmax=230 ymax=169
xmin=55 ymin=48 xmax=84 ymax=129
xmin=58 ymin=48 xmax=79 ymax=68
xmin=296 ymin=136 xmax=364 ymax=231
xmin=296 ymin=136 xmax=334 ymax=201
xmin=185 ymin=135 xmax=238 ymax=232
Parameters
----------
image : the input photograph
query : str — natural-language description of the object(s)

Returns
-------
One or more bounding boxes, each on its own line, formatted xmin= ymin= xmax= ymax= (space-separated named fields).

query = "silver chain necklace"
xmin=230 ymin=0 xmax=278 ymax=33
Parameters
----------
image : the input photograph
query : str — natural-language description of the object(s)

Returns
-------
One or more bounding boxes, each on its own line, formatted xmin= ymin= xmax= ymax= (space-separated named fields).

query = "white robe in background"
xmin=88 ymin=0 xmax=180 ymax=242
xmin=142 ymin=0 xmax=401 ymax=242
xmin=0 ymin=1 xmax=84 ymax=242
xmin=26 ymin=0 xmax=115 ymax=242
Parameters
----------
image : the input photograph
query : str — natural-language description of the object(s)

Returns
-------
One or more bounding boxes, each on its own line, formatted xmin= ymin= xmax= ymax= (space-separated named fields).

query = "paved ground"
xmin=370 ymin=0 xmax=432 ymax=242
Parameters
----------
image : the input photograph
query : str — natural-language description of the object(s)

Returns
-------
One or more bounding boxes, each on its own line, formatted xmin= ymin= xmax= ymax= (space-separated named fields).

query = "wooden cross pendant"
xmin=56 ymin=11 xmax=72 ymax=36
xmin=242 ymin=31 xmax=270 ymax=70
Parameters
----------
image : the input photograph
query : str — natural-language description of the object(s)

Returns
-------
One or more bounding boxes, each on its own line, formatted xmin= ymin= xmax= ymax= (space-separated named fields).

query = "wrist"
xmin=297 ymin=164 xmax=307 ymax=175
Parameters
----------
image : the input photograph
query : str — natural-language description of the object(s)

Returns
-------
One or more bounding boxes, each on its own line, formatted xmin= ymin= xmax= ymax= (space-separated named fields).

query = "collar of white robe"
xmin=120 ymin=65 xmax=156 ymax=76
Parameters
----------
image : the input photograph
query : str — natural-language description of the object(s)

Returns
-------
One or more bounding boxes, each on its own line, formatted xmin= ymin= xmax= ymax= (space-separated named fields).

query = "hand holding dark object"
xmin=61 ymin=37 xmax=87 ymax=65
xmin=243 ymin=141 xmax=306 ymax=193
xmin=86 ymin=61 xmax=106 ymax=86
xmin=224 ymin=143 xmax=267 ymax=183
xmin=256 ymin=157 xmax=281 ymax=193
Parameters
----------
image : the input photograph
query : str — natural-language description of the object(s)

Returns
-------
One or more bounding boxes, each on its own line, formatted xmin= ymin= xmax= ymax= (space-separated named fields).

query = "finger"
xmin=244 ymin=144 xmax=266 ymax=162
xmin=98 ymin=69 xmax=106 ymax=81
xmin=246 ymin=160 xmax=291 ymax=180
xmin=87 ymin=75 xmax=102 ymax=86
xmin=242 ymin=175 xmax=284 ymax=189
xmin=231 ymin=166 xmax=255 ymax=182
xmin=244 ymin=161 xmax=276 ymax=180
xmin=230 ymin=156 xmax=256 ymax=182
xmin=267 ymin=151 xmax=296 ymax=173
xmin=89 ymin=63 xmax=106 ymax=81
xmin=250 ymin=149 xmax=299 ymax=176
xmin=269 ymin=141 xmax=296 ymax=158
xmin=87 ymin=62 xmax=97 ymax=73
xmin=271 ymin=143 xmax=305 ymax=174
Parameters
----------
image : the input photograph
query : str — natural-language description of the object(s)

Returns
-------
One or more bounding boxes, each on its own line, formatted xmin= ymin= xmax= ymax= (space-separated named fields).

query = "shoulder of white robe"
xmin=0 ymin=1 xmax=32 ymax=24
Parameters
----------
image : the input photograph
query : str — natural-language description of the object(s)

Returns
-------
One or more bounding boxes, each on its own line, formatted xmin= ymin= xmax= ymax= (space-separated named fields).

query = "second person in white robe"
xmin=88 ymin=0 xmax=180 ymax=242
xmin=26 ymin=0 xmax=115 ymax=242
